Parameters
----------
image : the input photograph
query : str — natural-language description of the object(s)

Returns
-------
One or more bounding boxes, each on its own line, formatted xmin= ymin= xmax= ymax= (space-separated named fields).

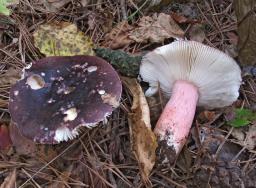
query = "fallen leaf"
xmin=103 ymin=21 xmax=134 ymax=49
xmin=129 ymin=13 xmax=184 ymax=43
xmin=87 ymin=11 xmax=113 ymax=33
xmin=188 ymin=24 xmax=205 ymax=43
xmin=231 ymin=128 xmax=245 ymax=141
xmin=0 ymin=169 xmax=16 ymax=188
xmin=234 ymin=0 xmax=256 ymax=65
xmin=226 ymin=108 xmax=256 ymax=128
xmin=198 ymin=110 xmax=218 ymax=123
xmin=171 ymin=12 xmax=190 ymax=24
xmin=231 ymin=123 xmax=256 ymax=150
xmin=122 ymin=77 xmax=157 ymax=185
xmin=0 ymin=124 xmax=12 ymax=150
xmin=33 ymin=21 xmax=94 ymax=56
xmin=43 ymin=0 xmax=69 ymax=12
xmin=103 ymin=13 xmax=184 ymax=49
xmin=0 ymin=0 xmax=10 ymax=15
xmin=245 ymin=123 xmax=256 ymax=150
xmin=0 ymin=0 xmax=18 ymax=15
xmin=0 ymin=67 xmax=21 ymax=85
xmin=44 ymin=0 xmax=89 ymax=12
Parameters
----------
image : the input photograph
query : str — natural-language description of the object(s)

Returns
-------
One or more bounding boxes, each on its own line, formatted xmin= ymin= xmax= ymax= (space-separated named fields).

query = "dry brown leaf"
xmin=122 ymin=77 xmax=157 ymax=186
xmin=198 ymin=110 xmax=218 ymax=123
xmin=103 ymin=13 xmax=184 ymax=49
xmin=43 ymin=0 xmax=70 ymax=12
xmin=0 ymin=67 xmax=21 ymax=85
xmin=245 ymin=123 xmax=256 ymax=150
xmin=103 ymin=21 xmax=134 ymax=49
xmin=129 ymin=13 xmax=184 ymax=43
xmin=234 ymin=0 xmax=256 ymax=65
xmin=87 ymin=11 xmax=113 ymax=33
xmin=0 ymin=169 xmax=16 ymax=188
xmin=43 ymin=0 xmax=89 ymax=12
xmin=231 ymin=123 xmax=256 ymax=151
xmin=171 ymin=12 xmax=190 ymax=24
xmin=171 ymin=12 xmax=199 ymax=24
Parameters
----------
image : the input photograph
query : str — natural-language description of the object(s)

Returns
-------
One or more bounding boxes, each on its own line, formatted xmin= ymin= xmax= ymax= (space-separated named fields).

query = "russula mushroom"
xmin=9 ymin=56 xmax=122 ymax=144
xmin=140 ymin=40 xmax=241 ymax=163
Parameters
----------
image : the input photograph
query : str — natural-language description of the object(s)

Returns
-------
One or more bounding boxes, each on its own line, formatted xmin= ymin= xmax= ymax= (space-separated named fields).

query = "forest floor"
xmin=0 ymin=0 xmax=256 ymax=187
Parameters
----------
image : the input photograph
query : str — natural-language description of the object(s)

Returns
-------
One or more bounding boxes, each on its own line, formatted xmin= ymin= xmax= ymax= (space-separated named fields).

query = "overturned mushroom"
xmin=9 ymin=56 xmax=122 ymax=144
xmin=140 ymin=40 xmax=241 ymax=164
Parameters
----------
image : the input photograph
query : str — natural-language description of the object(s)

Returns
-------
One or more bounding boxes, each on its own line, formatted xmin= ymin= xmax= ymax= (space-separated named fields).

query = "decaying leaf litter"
xmin=0 ymin=0 xmax=256 ymax=187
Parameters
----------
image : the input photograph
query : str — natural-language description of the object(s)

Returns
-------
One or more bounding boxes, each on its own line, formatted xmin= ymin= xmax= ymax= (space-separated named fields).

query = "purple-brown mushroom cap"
xmin=9 ymin=56 xmax=122 ymax=144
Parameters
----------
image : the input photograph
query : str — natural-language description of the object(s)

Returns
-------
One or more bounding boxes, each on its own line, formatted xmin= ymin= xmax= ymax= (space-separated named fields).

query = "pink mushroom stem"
xmin=154 ymin=80 xmax=199 ymax=155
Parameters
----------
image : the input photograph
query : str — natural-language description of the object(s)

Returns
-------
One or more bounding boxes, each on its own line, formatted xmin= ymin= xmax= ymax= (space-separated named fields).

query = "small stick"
xmin=120 ymin=0 xmax=127 ymax=20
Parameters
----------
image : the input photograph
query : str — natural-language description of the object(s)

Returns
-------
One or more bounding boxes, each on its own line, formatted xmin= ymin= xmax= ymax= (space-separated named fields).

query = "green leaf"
xmin=227 ymin=108 xmax=256 ymax=128
xmin=33 ymin=22 xmax=95 ymax=56
xmin=228 ymin=119 xmax=251 ymax=127
xmin=0 ymin=0 xmax=10 ymax=15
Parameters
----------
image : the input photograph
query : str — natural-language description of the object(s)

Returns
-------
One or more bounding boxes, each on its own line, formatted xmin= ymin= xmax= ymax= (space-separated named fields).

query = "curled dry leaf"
xmin=171 ymin=12 xmax=190 ymax=24
xmin=33 ymin=21 xmax=94 ymax=56
xmin=43 ymin=0 xmax=70 ymax=12
xmin=103 ymin=21 xmax=134 ymax=49
xmin=103 ymin=13 xmax=184 ymax=49
xmin=129 ymin=13 xmax=184 ymax=43
xmin=245 ymin=123 xmax=256 ymax=150
xmin=122 ymin=77 xmax=157 ymax=185
xmin=44 ymin=0 xmax=89 ymax=12
xmin=0 ymin=67 xmax=21 ymax=86
xmin=234 ymin=0 xmax=256 ymax=65
xmin=231 ymin=123 xmax=256 ymax=150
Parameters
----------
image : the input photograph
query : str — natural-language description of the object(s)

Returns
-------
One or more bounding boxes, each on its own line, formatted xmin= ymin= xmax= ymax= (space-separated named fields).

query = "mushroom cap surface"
xmin=140 ymin=40 xmax=241 ymax=108
xmin=9 ymin=56 xmax=122 ymax=144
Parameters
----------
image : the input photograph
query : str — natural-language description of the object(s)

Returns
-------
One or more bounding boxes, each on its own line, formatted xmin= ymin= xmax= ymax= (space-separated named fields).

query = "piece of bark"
xmin=234 ymin=0 xmax=256 ymax=65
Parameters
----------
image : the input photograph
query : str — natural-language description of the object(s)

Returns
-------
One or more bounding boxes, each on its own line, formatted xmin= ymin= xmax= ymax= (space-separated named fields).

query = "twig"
xmin=21 ymin=168 xmax=42 ymax=188
xmin=19 ymin=133 xmax=88 ymax=188
xmin=120 ymin=0 xmax=127 ymax=20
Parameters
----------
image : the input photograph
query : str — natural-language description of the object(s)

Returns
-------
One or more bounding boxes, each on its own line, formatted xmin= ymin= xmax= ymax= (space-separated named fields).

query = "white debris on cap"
xmin=140 ymin=40 xmax=242 ymax=108
xmin=98 ymin=90 xmax=105 ymax=95
xmin=63 ymin=108 xmax=78 ymax=122
xmin=87 ymin=66 xmax=97 ymax=72
xmin=26 ymin=74 xmax=45 ymax=90
xmin=54 ymin=126 xmax=79 ymax=143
